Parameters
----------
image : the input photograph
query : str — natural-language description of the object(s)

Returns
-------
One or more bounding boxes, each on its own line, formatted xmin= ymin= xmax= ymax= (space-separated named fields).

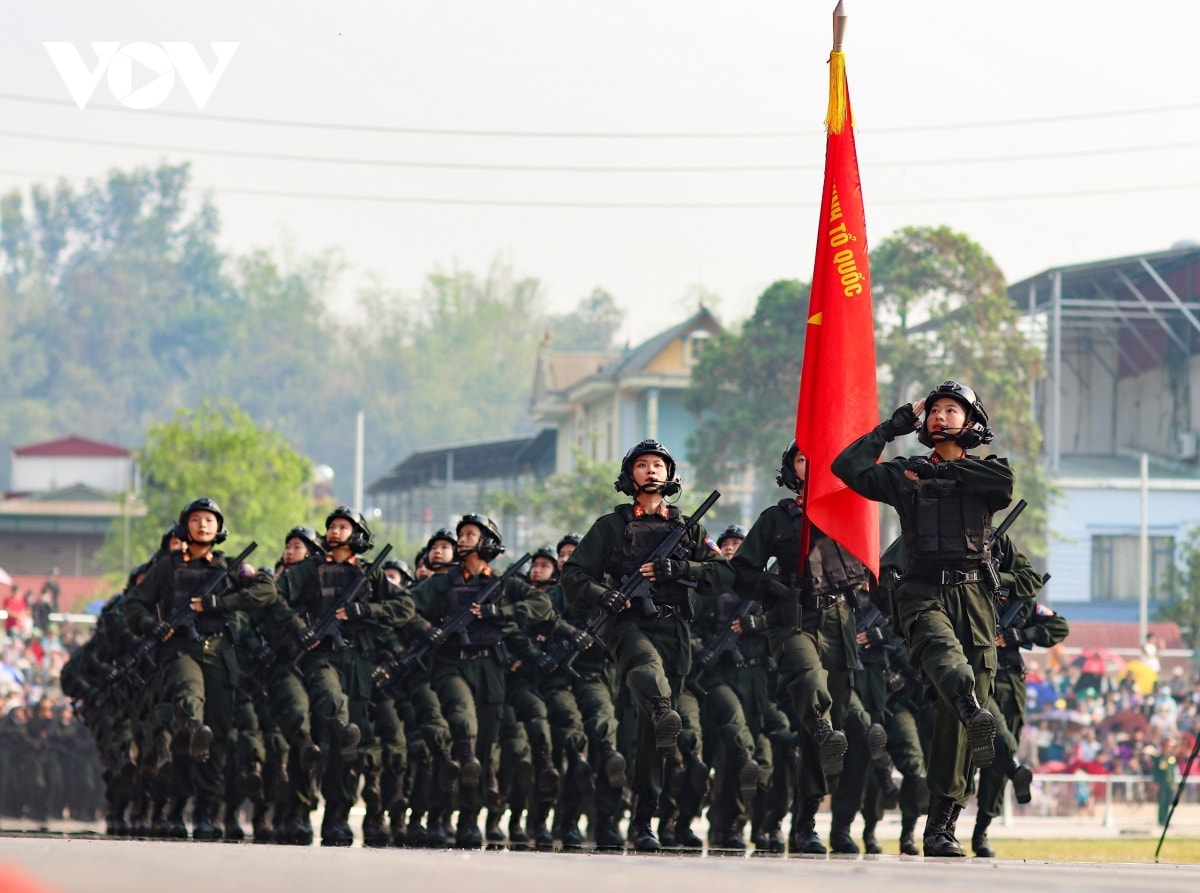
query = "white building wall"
xmin=12 ymin=456 xmax=132 ymax=493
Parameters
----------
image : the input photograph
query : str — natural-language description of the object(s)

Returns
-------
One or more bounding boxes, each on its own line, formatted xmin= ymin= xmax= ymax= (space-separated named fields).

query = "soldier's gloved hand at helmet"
xmin=880 ymin=402 xmax=922 ymax=442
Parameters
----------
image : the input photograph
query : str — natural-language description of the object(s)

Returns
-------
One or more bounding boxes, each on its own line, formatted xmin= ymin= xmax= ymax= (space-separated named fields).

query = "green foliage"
xmin=97 ymin=398 xmax=313 ymax=571
xmin=684 ymin=279 xmax=810 ymax=497
xmin=1157 ymin=524 xmax=1200 ymax=648
xmin=547 ymin=288 xmax=624 ymax=350
xmin=525 ymin=449 xmax=620 ymax=533
xmin=872 ymin=226 xmax=1050 ymax=559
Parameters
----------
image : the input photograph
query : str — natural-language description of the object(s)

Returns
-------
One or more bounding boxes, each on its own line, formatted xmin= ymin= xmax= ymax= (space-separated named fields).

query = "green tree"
xmin=685 ymin=279 xmax=810 ymax=498
xmin=871 ymin=226 xmax=1049 ymax=559
xmin=526 ymin=449 xmax=621 ymax=533
xmin=99 ymin=398 xmax=314 ymax=572
xmin=547 ymin=288 xmax=625 ymax=350
xmin=1158 ymin=525 xmax=1200 ymax=648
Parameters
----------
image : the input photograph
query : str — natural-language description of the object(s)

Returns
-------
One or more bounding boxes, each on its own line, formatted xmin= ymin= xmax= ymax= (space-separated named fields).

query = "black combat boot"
xmin=238 ymin=760 xmax=264 ymax=801
xmin=829 ymin=812 xmax=860 ymax=854
xmin=528 ymin=798 xmax=555 ymax=848
xmin=223 ymin=801 xmax=246 ymax=841
xmin=321 ymin=801 xmax=353 ymax=847
xmin=811 ymin=717 xmax=848 ymax=777
xmin=648 ymin=697 xmax=682 ymax=757
xmin=182 ymin=719 xmax=213 ymax=763
xmin=191 ymin=802 xmax=219 ymax=841
xmin=454 ymin=739 xmax=481 ymax=788
xmin=436 ymin=746 xmax=461 ymax=792
xmin=922 ymin=796 xmax=965 ymax=857
xmin=361 ymin=773 xmax=390 ymax=848
xmin=152 ymin=730 xmax=173 ymax=775
xmin=534 ymin=743 xmax=561 ymax=797
xmin=251 ymin=801 xmax=272 ymax=844
xmin=675 ymin=813 xmax=703 ymax=849
xmin=711 ymin=823 xmax=747 ymax=850
xmin=568 ymin=752 xmax=595 ymax=796
xmin=165 ymin=799 xmax=189 ymax=839
xmin=790 ymin=796 xmax=826 ymax=854
xmin=631 ymin=816 xmax=661 ymax=852
xmin=455 ymin=812 xmax=483 ymax=849
xmin=594 ymin=813 xmax=624 ymax=849
xmin=597 ymin=743 xmax=627 ymax=789
xmin=1008 ymin=760 xmax=1034 ymax=805
xmin=898 ymin=813 xmax=919 ymax=855
xmin=955 ymin=692 xmax=996 ymax=769
xmin=289 ymin=811 xmax=314 ymax=846
xmin=424 ymin=808 xmax=448 ymax=848
xmin=734 ymin=749 xmax=761 ymax=804
xmin=972 ymin=812 xmax=995 ymax=858
xmin=874 ymin=762 xmax=901 ymax=810
xmin=862 ymin=821 xmax=881 ymax=854
xmin=386 ymin=772 xmax=408 ymax=847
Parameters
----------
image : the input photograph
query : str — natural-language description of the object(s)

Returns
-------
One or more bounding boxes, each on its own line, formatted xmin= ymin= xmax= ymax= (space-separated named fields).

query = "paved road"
xmin=2 ymin=835 xmax=1200 ymax=893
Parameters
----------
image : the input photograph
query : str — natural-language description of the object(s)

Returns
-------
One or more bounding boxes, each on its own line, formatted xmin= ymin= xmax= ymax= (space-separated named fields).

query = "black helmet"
xmin=776 ymin=441 xmax=804 ymax=493
xmin=716 ymin=524 xmax=748 ymax=547
xmin=324 ymin=505 xmax=374 ymax=554
xmin=380 ymin=557 xmax=415 ymax=587
xmin=917 ymin=381 xmax=994 ymax=450
xmin=456 ymin=513 xmax=505 ymax=562
xmin=426 ymin=527 xmax=458 ymax=551
xmin=556 ymin=532 xmax=583 ymax=554
xmin=614 ymin=439 xmax=680 ymax=496
xmin=126 ymin=562 xmax=151 ymax=591
xmin=285 ymin=526 xmax=323 ymax=558
xmin=530 ymin=546 xmax=559 ymax=581
xmin=413 ymin=546 xmax=430 ymax=569
xmin=178 ymin=497 xmax=228 ymax=545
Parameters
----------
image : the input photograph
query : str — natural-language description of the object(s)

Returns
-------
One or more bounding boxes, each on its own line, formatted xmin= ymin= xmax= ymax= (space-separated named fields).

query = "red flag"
xmin=794 ymin=37 xmax=879 ymax=579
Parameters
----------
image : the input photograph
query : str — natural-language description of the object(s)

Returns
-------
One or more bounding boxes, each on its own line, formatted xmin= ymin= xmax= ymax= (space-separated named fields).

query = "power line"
xmin=1 ymin=126 xmax=1198 ymax=174
xmin=1 ymin=90 xmax=1198 ymax=138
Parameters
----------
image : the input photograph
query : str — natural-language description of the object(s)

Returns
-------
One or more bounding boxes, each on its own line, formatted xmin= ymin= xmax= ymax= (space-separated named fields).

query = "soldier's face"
xmin=632 ymin=454 xmax=668 ymax=487
xmin=187 ymin=511 xmax=219 ymax=543
xmin=720 ymin=538 xmax=743 ymax=559
xmin=792 ymin=452 xmax=807 ymax=483
xmin=457 ymin=524 xmax=482 ymax=554
xmin=384 ymin=569 xmax=403 ymax=588
xmin=529 ymin=557 xmax=556 ymax=583
xmin=326 ymin=518 xmax=356 ymax=546
xmin=283 ymin=537 xmax=309 ymax=566
xmin=927 ymin=397 xmax=968 ymax=436
xmin=557 ymin=543 xmax=576 ymax=569
xmin=428 ymin=540 xmax=455 ymax=566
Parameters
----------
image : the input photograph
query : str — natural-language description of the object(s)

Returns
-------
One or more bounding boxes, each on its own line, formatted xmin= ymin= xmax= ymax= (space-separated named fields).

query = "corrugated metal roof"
xmin=545 ymin=352 xmax=617 ymax=392
xmin=13 ymin=435 xmax=130 ymax=458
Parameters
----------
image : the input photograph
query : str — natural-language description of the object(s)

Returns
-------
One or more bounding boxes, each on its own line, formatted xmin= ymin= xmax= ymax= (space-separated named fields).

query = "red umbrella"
xmin=1072 ymin=648 xmax=1126 ymax=675
xmin=1097 ymin=710 xmax=1150 ymax=736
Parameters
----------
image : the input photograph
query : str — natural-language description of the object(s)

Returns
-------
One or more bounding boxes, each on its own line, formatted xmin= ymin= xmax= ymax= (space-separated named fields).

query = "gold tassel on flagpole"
xmin=825 ymin=50 xmax=848 ymax=135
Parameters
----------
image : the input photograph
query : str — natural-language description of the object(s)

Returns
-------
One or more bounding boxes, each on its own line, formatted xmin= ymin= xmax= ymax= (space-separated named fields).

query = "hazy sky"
xmin=4 ymin=1 xmax=1199 ymax=341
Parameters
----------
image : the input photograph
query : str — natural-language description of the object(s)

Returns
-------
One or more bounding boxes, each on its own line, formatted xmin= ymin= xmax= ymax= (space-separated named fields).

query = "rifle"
xmin=996 ymin=572 xmax=1051 ymax=645
xmin=583 ymin=489 xmax=721 ymax=649
xmin=292 ymin=543 xmax=392 ymax=669
xmin=686 ymin=598 xmax=753 ymax=698
xmin=130 ymin=541 xmax=259 ymax=668
xmin=377 ymin=552 xmax=532 ymax=682
xmin=982 ymin=498 xmax=1027 ymax=597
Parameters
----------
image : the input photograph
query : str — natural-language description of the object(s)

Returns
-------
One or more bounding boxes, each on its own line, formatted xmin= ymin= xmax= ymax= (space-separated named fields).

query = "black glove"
xmin=599 ymin=589 xmax=627 ymax=615
xmin=863 ymin=626 xmax=887 ymax=647
xmin=880 ymin=404 xmax=920 ymax=441
xmin=425 ymin=625 xmax=447 ymax=647
xmin=905 ymin=456 xmax=940 ymax=480
xmin=570 ymin=629 xmax=596 ymax=651
xmin=198 ymin=593 xmax=225 ymax=613
xmin=295 ymin=628 xmax=319 ymax=652
xmin=372 ymin=658 xmax=398 ymax=686
xmin=653 ymin=557 xmax=690 ymax=583
xmin=252 ymin=643 xmax=274 ymax=666
xmin=146 ymin=620 xmax=173 ymax=642
xmin=477 ymin=603 xmax=502 ymax=619
xmin=535 ymin=650 xmax=559 ymax=675
xmin=98 ymin=662 xmax=120 ymax=682
xmin=1002 ymin=627 xmax=1027 ymax=647
xmin=695 ymin=647 xmax=717 ymax=670
xmin=343 ymin=601 xmax=371 ymax=621
xmin=742 ymin=613 xmax=768 ymax=633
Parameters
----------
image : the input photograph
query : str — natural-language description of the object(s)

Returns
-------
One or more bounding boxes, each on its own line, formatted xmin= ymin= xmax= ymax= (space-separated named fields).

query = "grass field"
xmin=968 ymin=839 xmax=1200 ymax=863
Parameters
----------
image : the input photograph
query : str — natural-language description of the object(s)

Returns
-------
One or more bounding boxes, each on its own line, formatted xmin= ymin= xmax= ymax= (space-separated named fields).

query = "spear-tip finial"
xmin=832 ymin=1 xmax=848 ymax=52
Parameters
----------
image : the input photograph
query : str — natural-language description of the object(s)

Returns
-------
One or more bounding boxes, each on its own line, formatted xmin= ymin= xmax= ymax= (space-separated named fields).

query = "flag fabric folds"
xmin=794 ymin=48 xmax=879 ymax=579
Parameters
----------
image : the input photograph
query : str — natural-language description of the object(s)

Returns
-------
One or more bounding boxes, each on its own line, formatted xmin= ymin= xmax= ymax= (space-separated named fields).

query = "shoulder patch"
xmin=703 ymin=535 xmax=719 ymax=553
xmin=1035 ymin=603 xmax=1056 ymax=617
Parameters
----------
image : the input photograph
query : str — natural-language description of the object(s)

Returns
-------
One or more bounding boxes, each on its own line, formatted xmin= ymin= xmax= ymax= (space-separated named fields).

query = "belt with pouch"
xmin=904 ymin=568 xmax=983 ymax=587
xmin=804 ymin=591 xmax=847 ymax=611
xmin=454 ymin=645 xmax=496 ymax=661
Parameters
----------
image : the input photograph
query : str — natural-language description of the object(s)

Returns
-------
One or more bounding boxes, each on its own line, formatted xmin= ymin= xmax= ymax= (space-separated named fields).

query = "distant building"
xmin=1 ymin=435 xmax=141 ymax=576
xmin=1009 ymin=245 xmax=1200 ymax=622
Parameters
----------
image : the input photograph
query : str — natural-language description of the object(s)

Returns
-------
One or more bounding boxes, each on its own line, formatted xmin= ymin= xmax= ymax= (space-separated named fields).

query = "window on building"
xmin=1091 ymin=534 xmax=1176 ymax=601
xmin=684 ymin=330 xmax=711 ymax=366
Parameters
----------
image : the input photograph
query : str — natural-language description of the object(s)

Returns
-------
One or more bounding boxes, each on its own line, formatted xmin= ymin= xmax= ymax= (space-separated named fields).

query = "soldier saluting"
xmin=833 ymin=381 xmax=1012 ymax=857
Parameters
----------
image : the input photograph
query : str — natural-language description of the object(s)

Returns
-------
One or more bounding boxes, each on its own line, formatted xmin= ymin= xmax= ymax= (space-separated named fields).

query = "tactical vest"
xmin=609 ymin=505 xmax=692 ymax=608
xmin=781 ymin=500 xmax=871 ymax=597
xmin=317 ymin=560 xmax=361 ymax=620
xmin=171 ymin=556 xmax=227 ymax=636
xmin=443 ymin=567 xmax=503 ymax=647
xmin=908 ymin=478 xmax=991 ymax=568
